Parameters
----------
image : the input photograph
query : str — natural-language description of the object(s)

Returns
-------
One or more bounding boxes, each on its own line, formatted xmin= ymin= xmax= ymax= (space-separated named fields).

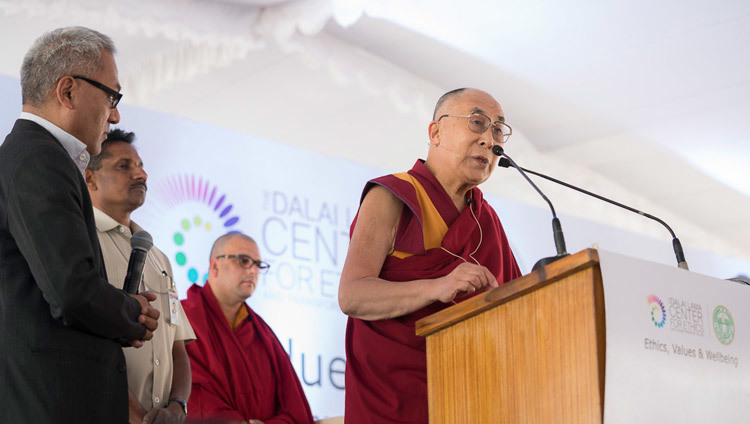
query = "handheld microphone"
xmin=492 ymin=145 xmax=569 ymax=271
xmin=123 ymin=231 xmax=153 ymax=294
xmin=497 ymin=157 xmax=689 ymax=270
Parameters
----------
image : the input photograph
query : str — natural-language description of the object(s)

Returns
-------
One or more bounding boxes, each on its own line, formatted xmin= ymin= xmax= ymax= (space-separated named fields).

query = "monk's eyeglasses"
xmin=437 ymin=112 xmax=512 ymax=143
xmin=216 ymin=254 xmax=270 ymax=274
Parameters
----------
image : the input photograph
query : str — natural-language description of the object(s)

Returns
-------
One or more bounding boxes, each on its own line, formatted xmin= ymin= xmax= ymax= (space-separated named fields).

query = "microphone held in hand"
xmin=123 ymin=231 xmax=153 ymax=294
xmin=492 ymin=146 xmax=569 ymax=271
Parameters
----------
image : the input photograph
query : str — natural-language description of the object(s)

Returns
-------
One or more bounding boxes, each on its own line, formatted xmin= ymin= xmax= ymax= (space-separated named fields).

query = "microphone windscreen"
xmin=492 ymin=145 xmax=504 ymax=156
xmin=498 ymin=158 xmax=511 ymax=168
xmin=131 ymin=230 xmax=153 ymax=251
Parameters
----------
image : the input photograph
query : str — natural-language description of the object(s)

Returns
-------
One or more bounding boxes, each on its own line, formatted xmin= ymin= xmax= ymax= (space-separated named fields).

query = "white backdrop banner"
xmin=599 ymin=249 xmax=750 ymax=422
xmin=122 ymin=105 xmax=380 ymax=419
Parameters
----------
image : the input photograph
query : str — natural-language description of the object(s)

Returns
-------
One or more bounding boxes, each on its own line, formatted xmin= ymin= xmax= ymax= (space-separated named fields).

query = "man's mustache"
xmin=130 ymin=182 xmax=148 ymax=191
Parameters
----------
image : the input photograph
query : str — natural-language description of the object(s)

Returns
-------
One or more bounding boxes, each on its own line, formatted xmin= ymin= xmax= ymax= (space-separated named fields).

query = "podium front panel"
xmin=421 ymin=250 xmax=605 ymax=423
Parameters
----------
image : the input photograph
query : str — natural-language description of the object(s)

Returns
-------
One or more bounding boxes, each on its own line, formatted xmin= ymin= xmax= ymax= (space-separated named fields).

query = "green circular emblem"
xmin=712 ymin=305 xmax=735 ymax=345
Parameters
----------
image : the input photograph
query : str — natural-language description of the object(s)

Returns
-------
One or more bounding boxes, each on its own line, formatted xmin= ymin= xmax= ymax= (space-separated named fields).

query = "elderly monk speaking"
xmin=338 ymin=88 xmax=522 ymax=424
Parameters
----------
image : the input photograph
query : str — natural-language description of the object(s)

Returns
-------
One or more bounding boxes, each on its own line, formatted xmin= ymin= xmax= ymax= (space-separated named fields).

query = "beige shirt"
xmin=94 ymin=207 xmax=195 ymax=410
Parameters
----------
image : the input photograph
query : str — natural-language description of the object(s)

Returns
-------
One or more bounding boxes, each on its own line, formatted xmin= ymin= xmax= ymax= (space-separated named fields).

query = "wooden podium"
xmin=415 ymin=249 xmax=606 ymax=424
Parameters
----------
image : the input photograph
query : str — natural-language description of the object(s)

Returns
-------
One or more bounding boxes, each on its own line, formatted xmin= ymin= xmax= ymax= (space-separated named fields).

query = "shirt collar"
xmin=93 ymin=206 xmax=142 ymax=236
xmin=19 ymin=112 xmax=90 ymax=176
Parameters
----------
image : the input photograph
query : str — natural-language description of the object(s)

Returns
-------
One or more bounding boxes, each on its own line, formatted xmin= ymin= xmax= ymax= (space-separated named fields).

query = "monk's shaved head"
xmin=433 ymin=88 xmax=469 ymax=120
xmin=209 ymin=232 xmax=257 ymax=259
xmin=432 ymin=87 xmax=501 ymax=121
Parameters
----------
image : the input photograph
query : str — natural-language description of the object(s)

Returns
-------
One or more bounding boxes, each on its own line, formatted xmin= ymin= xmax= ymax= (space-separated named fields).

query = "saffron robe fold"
xmin=182 ymin=283 xmax=314 ymax=424
xmin=344 ymin=160 xmax=521 ymax=424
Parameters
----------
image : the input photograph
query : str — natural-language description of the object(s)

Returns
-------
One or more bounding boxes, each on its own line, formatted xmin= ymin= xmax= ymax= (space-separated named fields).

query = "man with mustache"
xmin=182 ymin=232 xmax=314 ymax=424
xmin=86 ymin=128 xmax=195 ymax=424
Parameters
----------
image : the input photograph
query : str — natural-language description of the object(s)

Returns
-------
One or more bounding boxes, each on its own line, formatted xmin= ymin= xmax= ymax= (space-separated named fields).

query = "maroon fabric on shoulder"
xmin=344 ymin=160 xmax=521 ymax=424
xmin=182 ymin=283 xmax=314 ymax=424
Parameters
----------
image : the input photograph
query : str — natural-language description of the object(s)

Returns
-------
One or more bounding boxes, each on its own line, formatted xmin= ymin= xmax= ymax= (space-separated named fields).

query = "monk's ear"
xmin=55 ymin=76 xmax=76 ymax=110
xmin=209 ymin=258 xmax=220 ymax=278
xmin=428 ymin=120 xmax=440 ymax=146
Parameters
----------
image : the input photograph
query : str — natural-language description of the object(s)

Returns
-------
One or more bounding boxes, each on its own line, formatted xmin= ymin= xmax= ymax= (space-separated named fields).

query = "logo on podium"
xmin=712 ymin=305 xmax=735 ymax=345
xmin=647 ymin=294 xmax=666 ymax=328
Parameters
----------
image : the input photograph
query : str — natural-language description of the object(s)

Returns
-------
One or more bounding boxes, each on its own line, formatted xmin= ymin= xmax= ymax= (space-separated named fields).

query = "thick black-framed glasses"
xmin=438 ymin=112 xmax=512 ymax=143
xmin=216 ymin=254 xmax=270 ymax=273
xmin=72 ymin=75 xmax=122 ymax=108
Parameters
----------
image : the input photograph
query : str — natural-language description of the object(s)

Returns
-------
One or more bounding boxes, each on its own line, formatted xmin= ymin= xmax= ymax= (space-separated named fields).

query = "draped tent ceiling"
xmin=1 ymin=0 xmax=749 ymax=264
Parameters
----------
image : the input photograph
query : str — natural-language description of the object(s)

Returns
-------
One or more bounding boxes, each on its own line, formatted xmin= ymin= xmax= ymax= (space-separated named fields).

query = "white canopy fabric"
xmin=1 ymin=0 xmax=748 ymax=263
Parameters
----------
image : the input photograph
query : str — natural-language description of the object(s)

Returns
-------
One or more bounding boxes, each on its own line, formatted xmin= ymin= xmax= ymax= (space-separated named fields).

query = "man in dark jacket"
xmin=0 ymin=26 xmax=159 ymax=423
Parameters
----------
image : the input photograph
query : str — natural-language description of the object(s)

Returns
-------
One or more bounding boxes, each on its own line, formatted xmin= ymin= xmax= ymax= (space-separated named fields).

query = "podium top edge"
xmin=415 ymin=248 xmax=600 ymax=337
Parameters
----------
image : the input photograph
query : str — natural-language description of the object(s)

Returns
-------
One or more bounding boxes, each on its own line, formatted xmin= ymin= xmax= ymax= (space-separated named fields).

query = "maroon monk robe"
xmin=344 ymin=160 xmax=521 ymax=424
xmin=182 ymin=283 xmax=314 ymax=424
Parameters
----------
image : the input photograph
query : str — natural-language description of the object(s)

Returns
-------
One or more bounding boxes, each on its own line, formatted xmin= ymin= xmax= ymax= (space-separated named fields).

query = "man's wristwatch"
xmin=167 ymin=397 xmax=188 ymax=416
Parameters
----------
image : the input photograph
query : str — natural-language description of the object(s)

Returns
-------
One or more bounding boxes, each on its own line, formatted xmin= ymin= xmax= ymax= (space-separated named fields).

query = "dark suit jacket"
xmin=0 ymin=119 xmax=147 ymax=423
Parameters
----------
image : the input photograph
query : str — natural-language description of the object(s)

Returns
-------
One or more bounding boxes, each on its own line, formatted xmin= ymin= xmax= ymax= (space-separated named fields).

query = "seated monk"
xmin=182 ymin=232 xmax=314 ymax=424
xmin=338 ymin=88 xmax=522 ymax=424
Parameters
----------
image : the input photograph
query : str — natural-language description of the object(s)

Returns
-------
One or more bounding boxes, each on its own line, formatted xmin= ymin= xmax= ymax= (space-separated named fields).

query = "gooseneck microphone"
xmin=492 ymin=146 xmax=569 ymax=271
xmin=123 ymin=231 xmax=154 ymax=294
xmin=497 ymin=157 xmax=689 ymax=270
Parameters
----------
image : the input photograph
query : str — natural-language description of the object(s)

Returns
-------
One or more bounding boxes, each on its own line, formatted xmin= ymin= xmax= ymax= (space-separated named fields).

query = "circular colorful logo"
xmin=712 ymin=305 xmax=735 ymax=345
xmin=158 ymin=174 xmax=241 ymax=285
xmin=647 ymin=294 xmax=666 ymax=328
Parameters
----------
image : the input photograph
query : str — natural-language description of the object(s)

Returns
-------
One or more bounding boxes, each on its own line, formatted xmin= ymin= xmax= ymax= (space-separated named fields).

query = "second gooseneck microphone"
xmin=496 ymin=157 xmax=689 ymax=270
xmin=123 ymin=230 xmax=154 ymax=294
xmin=492 ymin=145 xmax=569 ymax=271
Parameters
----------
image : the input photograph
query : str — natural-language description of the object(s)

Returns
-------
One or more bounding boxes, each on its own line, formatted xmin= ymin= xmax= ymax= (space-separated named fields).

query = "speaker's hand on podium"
xmin=435 ymin=262 xmax=498 ymax=303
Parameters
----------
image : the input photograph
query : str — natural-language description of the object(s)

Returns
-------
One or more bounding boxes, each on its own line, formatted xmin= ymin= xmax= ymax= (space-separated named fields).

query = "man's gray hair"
xmin=20 ymin=26 xmax=116 ymax=107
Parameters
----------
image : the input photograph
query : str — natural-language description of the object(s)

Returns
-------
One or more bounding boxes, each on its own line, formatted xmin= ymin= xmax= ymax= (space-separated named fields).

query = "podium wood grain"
xmin=416 ymin=249 xmax=606 ymax=424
